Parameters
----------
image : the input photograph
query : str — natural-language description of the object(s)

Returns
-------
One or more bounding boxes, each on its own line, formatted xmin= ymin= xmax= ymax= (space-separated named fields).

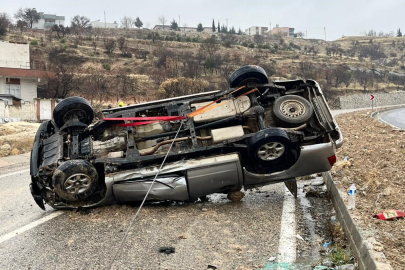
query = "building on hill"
xmin=32 ymin=12 xmax=65 ymax=29
xmin=269 ymin=25 xmax=295 ymax=37
xmin=91 ymin=20 xmax=118 ymax=29
xmin=0 ymin=41 xmax=53 ymax=104
xmin=245 ymin=26 xmax=268 ymax=36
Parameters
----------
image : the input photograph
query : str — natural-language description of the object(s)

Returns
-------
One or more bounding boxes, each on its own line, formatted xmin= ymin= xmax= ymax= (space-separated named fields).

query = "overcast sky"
xmin=2 ymin=0 xmax=403 ymax=40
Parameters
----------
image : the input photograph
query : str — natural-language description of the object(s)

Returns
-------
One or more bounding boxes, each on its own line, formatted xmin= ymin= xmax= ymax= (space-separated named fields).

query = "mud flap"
xmin=30 ymin=181 xmax=45 ymax=210
xmin=284 ymin=178 xmax=297 ymax=198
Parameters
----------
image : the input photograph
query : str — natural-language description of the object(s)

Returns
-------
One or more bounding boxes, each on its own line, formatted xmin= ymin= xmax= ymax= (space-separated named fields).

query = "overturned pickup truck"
xmin=30 ymin=65 xmax=343 ymax=209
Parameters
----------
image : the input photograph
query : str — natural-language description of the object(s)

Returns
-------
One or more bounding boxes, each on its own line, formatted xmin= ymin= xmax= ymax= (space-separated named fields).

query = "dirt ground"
xmin=0 ymin=122 xmax=40 ymax=157
xmin=332 ymin=110 xmax=405 ymax=269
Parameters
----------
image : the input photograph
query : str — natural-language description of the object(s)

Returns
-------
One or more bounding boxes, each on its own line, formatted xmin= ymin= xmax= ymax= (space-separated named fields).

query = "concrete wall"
xmin=0 ymin=77 xmax=6 ymax=95
xmin=0 ymin=77 xmax=37 ymax=101
xmin=20 ymin=79 xmax=38 ymax=101
xmin=0 ymin=42 xmax=30 ymax=69
xmin=339 ymin=92 xmax=405 ymax=109
xmin=0 ymin=100 xmax=37 ymax=121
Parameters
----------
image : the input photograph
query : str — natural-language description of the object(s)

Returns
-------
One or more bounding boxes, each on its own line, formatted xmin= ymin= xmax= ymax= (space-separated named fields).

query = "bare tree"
xmin=253 ymin=34 xmax=264 ymax=45
xmin=120 ymin=16 xmax=133 ymax=29
xmin=71 ymin=15 xmax=91 ymax=35
xmin=354 ymin=70 xmax=374 ymax=90
xmin=44 ymin=63 xmax=81 ymax=98
xmin=200 ymin=35 xmax=220 ymax=57
xmin=51 ymin=24 xmax=70 ymax=38
xmin=158 ymin=15 xmax=167 ymax=29
xmin=104 ymin=38 xmax=116 ymax=54
xmin=14 ymin=8 xmax=39 ymax=28
xmin=0 ymin=13 xmax=11 ymax=36
xmin=117 ymin=37 xmax=129 ymax=55
xmin=295 ymin=31 xmax=305 ymax=38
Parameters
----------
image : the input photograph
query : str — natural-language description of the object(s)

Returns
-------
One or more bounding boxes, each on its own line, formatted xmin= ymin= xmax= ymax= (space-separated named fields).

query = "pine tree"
xmin=238 ymin=27 xmax=242 ymax=35
xmin=218 ymin=21 xmax=220 ymax=33
xmin=397 ymin=28 xmax=403 ymax=37
xmin=222 ymin=24 xmax=227 ymax=33
xmin=212 ymin=19 xmax=216 ymax=32
xmin=197 ymin=23 xmax=203 ymax=32
xmin=134 ymin=17 xmax=143 ymax=29
xmin=229 ymin=26 xmax=236 ymax=34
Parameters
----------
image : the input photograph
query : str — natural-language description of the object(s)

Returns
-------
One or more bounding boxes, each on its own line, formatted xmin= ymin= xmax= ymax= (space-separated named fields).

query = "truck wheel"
xmin=53 ymin=97 xmax=94 ymax=128
xmin=52 ymin=160 xmax=99 ymax=202
xmin=247 ymin=128 xmax=299 ymax=174
xmin=229 ymin=65 xmax=269 ymax=88
xmin=273 ymin=95 xmax=313 ymax=127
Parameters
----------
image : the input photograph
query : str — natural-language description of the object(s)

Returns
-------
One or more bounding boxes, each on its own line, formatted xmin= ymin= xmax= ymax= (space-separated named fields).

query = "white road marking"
xmin=277 ymin=186 xmax=296 ymax=263
xmin=0 ymin=211 xmax=64 ymax=244
xmin=0 ymin=169 xmax=30 ymax=179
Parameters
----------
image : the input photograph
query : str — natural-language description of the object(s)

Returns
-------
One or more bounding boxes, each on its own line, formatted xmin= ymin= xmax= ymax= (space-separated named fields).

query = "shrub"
xmin=248 ymin=43 xmax=255 ymax=48
xmin=102 ymin=63 xmax=111 ymax=70
xmin=158 ymin=77 xmax=210 ymax=98
xmin=30 ymin=39 xmax=38 ymax=46
xmin=60 ymin=38 xmax=66 ymax=44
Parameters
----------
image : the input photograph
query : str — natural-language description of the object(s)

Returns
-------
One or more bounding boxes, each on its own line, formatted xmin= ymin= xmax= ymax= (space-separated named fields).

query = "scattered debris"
xmin=336 ymin=264 xmax=355 ymax=270
xmin=207 ymin=265 xmax=217 ymax=270
xmin=311 ymin=178 xmax=325 ymax=186
xmin=374 ymin=210 xmax=405 ymax=220
xmin=268 ymin=256 xmax=276 ymax=262
xmin=158 ymin=247 xmax=175 ymax=254
xmin=227 ymin=191 xmax=245 ymax=202
xmin=295 ymin=234 xmax=305 ymax=241
xmin=323 ymin=241 xmax=332 ymax=248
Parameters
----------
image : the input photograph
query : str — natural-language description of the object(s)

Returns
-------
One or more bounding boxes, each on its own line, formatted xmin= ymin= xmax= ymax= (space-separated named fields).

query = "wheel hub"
xmin=64 ymin=173 xmax=91 ymax=195
xmin=280 ymin=100 xmax=306 ymax=118
xmin=257 ymin=142 xmax=285 ymax=161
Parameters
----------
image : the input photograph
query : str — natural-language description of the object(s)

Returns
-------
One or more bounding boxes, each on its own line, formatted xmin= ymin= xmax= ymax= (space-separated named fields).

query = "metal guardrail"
xmin=323 ymin=172 xmax=393 ymax=270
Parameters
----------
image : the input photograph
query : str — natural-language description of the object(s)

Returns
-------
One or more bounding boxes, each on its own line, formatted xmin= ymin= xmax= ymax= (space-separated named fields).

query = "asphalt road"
xmin=377 ymin=107 xmax=405 ymax=130
xmin=0 ymin=156 xmax=303 ymax=270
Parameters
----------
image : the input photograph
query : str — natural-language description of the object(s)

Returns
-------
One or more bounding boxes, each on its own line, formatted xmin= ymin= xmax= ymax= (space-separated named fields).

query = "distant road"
xmin=377 ymin=107 xmax=405 ymax=130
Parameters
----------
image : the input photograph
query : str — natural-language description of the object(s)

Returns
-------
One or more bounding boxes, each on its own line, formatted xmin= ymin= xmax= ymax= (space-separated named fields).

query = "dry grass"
xmin=0 ymin=122 xmax=40 ymax=158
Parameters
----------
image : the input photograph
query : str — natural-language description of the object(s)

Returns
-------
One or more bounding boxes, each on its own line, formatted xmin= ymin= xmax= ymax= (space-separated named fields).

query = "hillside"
xmin=3 ymin=28 xmax=405 ymax=108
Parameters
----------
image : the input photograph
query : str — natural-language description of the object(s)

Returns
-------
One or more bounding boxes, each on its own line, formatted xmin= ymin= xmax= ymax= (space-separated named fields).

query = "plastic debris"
xmin=295 ymin=234 xmax=305 ymax=241
xmin=207 ymin=265 xmax=217 ymax=269
xmin=268 ymin=256 xmax=276 ymax=262
xmin=311 ymin=178 xmax=325 ymax=186
xmin=323 ymin=241 xmax=332 ymax=248
xmin=347 ymin=184 xmax=357 ymax=209
xmin=159 ymin=246 xmax=175 ymax=254
xmin=374 ymin=210 xmax=405 ymax=220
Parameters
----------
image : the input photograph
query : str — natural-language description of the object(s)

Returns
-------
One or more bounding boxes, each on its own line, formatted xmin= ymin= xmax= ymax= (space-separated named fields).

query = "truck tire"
xmin=273 ymin=95 xmax=313 ymax=127
xmin=52 ymin=160 xmax=99 ymax=202
xmin=247 ymin=128 xmax=299 ymax=174
xmin=53 ymin=97 xmax=94 ymax=128
xmin=229 ymin=65 xmax=269 ymax=88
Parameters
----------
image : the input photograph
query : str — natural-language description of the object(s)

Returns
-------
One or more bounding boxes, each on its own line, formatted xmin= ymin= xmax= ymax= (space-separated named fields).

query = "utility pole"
xmin=226 ymin=18 xmax=228 ymax=30
xmin=324 ymin=27 xmax=326 ymax=41
xmin=179 ymin=15 xmax=180 ymax=30
xmin=104 ymin=11 xmax=106 ymax=29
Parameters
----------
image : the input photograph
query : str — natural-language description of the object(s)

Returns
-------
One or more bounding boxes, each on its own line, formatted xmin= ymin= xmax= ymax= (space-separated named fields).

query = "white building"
xmin=0 ymin=41 xmax=30 ymax=69
xmin=0 ymin=42 xmax=53 ymax=104
xmin=32 ymin=12 xmax=65 ymax=30
xmin=91 ymin=21 xmax=119 ymax=28
xmin=245 ymin=26 xmax=268 ymax=36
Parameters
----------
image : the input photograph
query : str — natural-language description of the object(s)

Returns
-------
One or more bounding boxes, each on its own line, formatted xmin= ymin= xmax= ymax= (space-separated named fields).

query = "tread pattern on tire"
xmin=53 ymin=97 xmax=94 ymax=128
xmin=229 ymin=65 xmax=269 ymax=88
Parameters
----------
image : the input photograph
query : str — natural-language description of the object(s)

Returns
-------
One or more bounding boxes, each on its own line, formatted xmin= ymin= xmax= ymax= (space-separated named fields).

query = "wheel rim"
xmin=279 ymin=100 xmax=306 ymax=118
xmin=257 ymin=142 xmax=285 ymax=161
xmin=63 ymin=109 xmax=87 ymax=124
xmin=64 ymin=173 xmax=91 ymax=195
